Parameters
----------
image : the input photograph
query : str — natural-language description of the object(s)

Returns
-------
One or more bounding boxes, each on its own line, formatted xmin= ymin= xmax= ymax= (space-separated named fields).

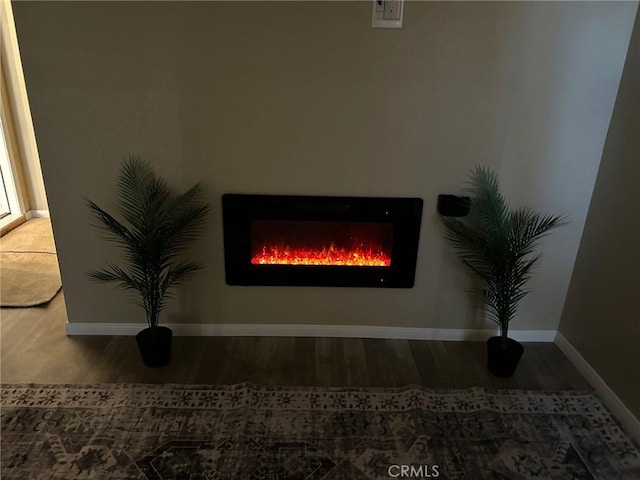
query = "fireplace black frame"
xmin=222 ymin=194 xmax=423 ymax=288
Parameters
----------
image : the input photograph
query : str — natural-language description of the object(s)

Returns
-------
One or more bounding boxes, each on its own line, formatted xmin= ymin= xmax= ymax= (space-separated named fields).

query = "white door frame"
xmin=0 ymin=116 xmax=24 ymax=227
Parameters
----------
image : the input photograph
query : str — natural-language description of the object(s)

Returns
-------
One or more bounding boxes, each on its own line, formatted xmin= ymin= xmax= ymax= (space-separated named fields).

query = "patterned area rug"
xmin=1 ymin=383 xmax=639 ymax=479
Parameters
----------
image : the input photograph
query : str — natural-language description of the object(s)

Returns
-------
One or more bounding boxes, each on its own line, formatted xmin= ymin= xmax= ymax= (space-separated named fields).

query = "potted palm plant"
xmin=85 ymin=156 xmax=209 ymax=367
xmin=440 ymin=165 xmax=567 ymax=377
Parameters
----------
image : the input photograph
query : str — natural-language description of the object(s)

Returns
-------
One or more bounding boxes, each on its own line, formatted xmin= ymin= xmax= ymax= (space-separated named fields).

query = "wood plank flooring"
xmin=1 ymin=292 xmax=592 ymax=390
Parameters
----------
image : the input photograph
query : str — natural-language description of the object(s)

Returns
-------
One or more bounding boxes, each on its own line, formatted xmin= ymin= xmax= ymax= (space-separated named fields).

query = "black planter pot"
xmin=487 ymin=336 xmax=524 ymax=377
xmin=136 ymin=326 xmax=173 ymax=367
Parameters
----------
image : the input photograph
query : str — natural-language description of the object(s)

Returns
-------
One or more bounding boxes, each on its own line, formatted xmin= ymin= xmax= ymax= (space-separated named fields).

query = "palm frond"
xmin=440 ymin=216 xmax=494 ymax=279
xmin=159 ymin=260 xmax=203 ymax=302
xmin=440 ymin=165 xmax=566 ymax=336
xmin=85 ymin=198 xmax=140 ymax=251
xmin=85 ymin=156 xmax=209 ymax=327
xmin=158 ymin=188 xmax=209 ymax=266
xmin=509 ymin=208 xmax=567 ymax=259
xmin=464 ymin=166 xmax=510 ymax=245
xmin=117 ymin=156 xmax=171 ymax=232
xmin=86 ymin=262 xmax=140 ymax=291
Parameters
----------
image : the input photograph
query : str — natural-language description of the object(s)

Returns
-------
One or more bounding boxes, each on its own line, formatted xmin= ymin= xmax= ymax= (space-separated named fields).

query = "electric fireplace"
xmin=222 ymin=194 xmax=423 ymax=287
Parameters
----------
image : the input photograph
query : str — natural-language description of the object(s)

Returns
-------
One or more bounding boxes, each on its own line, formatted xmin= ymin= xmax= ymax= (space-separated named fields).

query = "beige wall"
xmin=559 ymin=12 xmax=640 ymax=418
xmin=12 ymin=2 xmax=637 ymax=329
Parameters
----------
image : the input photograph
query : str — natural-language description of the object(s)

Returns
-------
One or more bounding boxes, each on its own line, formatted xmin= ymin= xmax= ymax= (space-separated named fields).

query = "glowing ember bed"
xmin=250 ymin=220 xmax=392 ymax=267
xmin=222 ymin=194 xmax=422 ymax=288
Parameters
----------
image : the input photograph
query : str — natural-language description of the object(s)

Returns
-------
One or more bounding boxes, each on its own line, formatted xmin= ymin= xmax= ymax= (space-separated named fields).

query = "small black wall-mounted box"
xmin=437 ymin=194 xmax=471 ymax=217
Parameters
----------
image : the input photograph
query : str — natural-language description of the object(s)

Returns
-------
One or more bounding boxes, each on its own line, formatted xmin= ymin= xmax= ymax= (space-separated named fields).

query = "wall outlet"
xmin=372 ymin=0 xmax=403 ymax=29
xmin=384 ymin=0 xmax=402 ymax=21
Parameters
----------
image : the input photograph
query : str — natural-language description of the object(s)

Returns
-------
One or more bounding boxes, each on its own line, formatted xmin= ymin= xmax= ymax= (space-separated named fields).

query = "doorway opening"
xmin=0 ymin=1 xmax=61 ymax=309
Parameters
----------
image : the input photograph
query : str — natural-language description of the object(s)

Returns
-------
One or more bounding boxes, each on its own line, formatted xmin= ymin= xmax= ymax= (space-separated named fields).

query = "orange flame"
xmin=251 ymin=243 xmax=391 ymax=267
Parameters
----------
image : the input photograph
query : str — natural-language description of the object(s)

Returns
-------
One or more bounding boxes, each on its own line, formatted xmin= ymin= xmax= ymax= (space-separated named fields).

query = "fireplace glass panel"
xmin=250 ymin=220 xmax=393 ymax=267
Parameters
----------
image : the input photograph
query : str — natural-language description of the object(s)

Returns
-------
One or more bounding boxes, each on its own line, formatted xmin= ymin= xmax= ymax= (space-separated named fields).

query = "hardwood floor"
xmin=1 ymin=291 xmax=592 ymax=390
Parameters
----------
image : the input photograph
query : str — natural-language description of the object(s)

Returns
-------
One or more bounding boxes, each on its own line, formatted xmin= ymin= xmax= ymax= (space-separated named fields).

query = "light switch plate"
xmin=372 ymin=0 xmax=403 ymax=28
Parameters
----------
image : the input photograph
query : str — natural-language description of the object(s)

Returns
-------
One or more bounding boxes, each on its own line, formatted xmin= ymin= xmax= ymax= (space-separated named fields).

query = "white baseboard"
xmin=26 ymin=209 xmax=49 ymax=219
xmin=65 ymin=322 xmax=555 ymax=342
xmin=554 ymin=332 xmax=640 ymax=445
